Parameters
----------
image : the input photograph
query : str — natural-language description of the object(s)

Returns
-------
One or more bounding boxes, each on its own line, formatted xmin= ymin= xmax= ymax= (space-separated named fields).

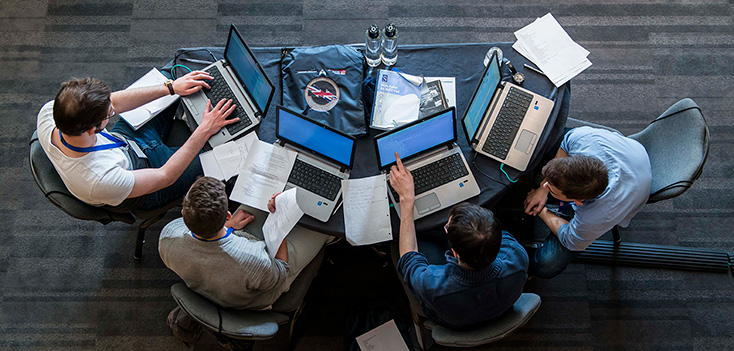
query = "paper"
xmin=119 ymin=68 xmax=180 ymax=129
xmin=512 ymin=13 xmax=592 ymax=87
xmin=424 ymin=77 xmax=456 ymax=108
xmin=342 ymin=175 xmax=392 ymax=246
xmin=200 ymin=132 xmax=259 ymax=180
xmin=371 ymin=69 xmax=422 ymax=130
xmin=356 ymin=320 xmax=410 ymax=351
xmin=262 ymin=188 xmax=304 ymax=259
xmin=230 ymin=140 xmax=297 ymax=211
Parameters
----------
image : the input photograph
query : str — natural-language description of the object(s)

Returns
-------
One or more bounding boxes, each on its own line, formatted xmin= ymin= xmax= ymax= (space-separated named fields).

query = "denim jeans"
xmin=111 ymin=111 xmax=202 ymax=211
xmin=529 ymin=231 xmax=581 ymax=279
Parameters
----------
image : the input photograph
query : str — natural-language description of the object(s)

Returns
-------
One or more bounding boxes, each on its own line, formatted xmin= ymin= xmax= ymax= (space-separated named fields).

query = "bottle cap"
xmin=384 ymin=23 xmax=397 ymax=37
xmin=368 ymin=25 xmax=380 ymax=38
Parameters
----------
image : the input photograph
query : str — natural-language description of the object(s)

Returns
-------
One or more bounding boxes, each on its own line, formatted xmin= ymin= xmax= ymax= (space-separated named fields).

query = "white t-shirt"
xmin=37 ymin=100 xmax=135 ymax=206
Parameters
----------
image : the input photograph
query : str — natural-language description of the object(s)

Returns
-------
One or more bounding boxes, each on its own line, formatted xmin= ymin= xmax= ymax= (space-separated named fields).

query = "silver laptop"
xmin=374 ymin=107 xmax=480 ymax=220
xmin=182 ymin=24 xmax=275 ymax=148
xmin=275 ymin=106 xmax=356 ymax=222
xmin=462 ymin=51 xmax=554 ymax=171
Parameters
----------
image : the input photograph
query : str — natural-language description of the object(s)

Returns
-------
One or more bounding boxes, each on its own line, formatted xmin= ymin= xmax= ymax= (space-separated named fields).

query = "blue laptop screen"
xmin=463 ymin=53 xmax=501 ymax=141
xmin=277 ymin=108 xmax=355 ymax=167
xmin=376 ymin=109 xmax=455 ymax=168
xmin=225 ymin=27 xmax=273 ymax=114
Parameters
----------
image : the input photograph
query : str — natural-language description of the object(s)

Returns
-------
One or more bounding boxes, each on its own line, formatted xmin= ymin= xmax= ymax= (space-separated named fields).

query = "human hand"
xmin=199 ymin=98 xmax=238 ymax=136
xmin=224 ymin=209 xmax=255 ymax=230
xmin=172 ymin=70 xmax=213 ymax=96
xmin=524 ymin=184 xmax=550 ymax=216
xmin=267 ymin=192 xmax=283 ymax=213
xmin=389 ymin=152 xmax=415 ymax=204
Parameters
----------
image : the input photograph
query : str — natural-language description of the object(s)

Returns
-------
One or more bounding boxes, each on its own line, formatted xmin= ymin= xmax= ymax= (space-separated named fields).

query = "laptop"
xmin=374 ymin=107 xmax=480 ymax=220
xmin=461 ymin=51 xmax=554 ymax=171
xmin=275 ymin=106 xmax=357 ymax=222
xmin=182 ymin=24 xmax=275 ymax=148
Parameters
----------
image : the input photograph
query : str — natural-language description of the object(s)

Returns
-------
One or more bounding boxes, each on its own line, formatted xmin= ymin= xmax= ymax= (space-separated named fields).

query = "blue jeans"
xmin=111 ymin=111 xmax=202 ymax=211
xmin=530 ymin=231 xmax=581 ymax=279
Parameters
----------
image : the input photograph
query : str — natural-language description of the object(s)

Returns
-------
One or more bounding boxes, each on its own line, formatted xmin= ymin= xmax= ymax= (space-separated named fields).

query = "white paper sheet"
xmin=119 ymin=68 xmax=180 ymax=129
xmin=424 ymin=77 xmax=456 ymax=108
xmin=262 ymin=188 xmax=304 ymax=259
xmin=356 ymin=320 xmax=409 ymax=351
xmin=200 ymin=132 xmax=259 ymax=180
xmin=230 ymin=140 xmax=297 ymax=211
xmin=342 ymin=175 xmax=392 ymax=246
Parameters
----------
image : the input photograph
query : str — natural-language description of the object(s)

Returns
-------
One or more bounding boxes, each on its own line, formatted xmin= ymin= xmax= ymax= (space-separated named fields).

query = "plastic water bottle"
xmin=365 ymin=25 xmax=382 ymax=67
xmin=484 ymin=47 xmax=503 ymax=67
xmin=381 ymin=23 xmax=398 ymax=66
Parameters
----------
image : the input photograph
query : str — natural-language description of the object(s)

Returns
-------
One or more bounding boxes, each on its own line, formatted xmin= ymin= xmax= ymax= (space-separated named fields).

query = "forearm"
xmin=110 ymin=84 xmax=169 ymax=113
xmin=538 ymin=207 xmax=568 ymax=236
xmin=398 ymin=199 xmax=418 ymax=257
xmin=275 ymin=238 xmax=288 ymax=263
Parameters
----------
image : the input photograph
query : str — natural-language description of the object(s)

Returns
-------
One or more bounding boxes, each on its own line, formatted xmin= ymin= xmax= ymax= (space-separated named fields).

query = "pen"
xmin=523 ymin=64 xmax=546 ymax=77
xmin=180 ymin=58 xmax=215 ymax=65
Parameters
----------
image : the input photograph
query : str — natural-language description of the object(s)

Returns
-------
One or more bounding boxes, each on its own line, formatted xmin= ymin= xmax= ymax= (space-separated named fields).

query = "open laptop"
xmin=461 ymin=51 xmax=554 ymax=171
xmin=275 ymin=106 xmax=356 ymax=222
xmin=182 ymin=24 xmax=275 ymax=148
xmin=374 ymin=107 xmax=480 ymax=219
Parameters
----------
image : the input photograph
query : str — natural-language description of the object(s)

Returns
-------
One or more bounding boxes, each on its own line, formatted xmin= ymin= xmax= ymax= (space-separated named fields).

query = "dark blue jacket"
xmin=397 ymin=231 xmax=529 ymax=330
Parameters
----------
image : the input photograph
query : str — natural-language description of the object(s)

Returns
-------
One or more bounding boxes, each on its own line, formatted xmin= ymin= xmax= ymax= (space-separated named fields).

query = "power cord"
xmin=171 ymin=64 xmax=192 ymax=79
xmin=471 ymin=153 xmax=520 ymax=184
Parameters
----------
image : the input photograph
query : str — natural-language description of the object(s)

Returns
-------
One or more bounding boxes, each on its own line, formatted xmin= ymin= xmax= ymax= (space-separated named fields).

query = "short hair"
xmin=446 ymin=203 xmax=502 ymax=270
xmin=542 ymin=155 xmax=609 ymax=200
xmin=182 ymin=177 xmax=228 ymax=238
xmin=53 ymin=77 xmax=111 ymax=135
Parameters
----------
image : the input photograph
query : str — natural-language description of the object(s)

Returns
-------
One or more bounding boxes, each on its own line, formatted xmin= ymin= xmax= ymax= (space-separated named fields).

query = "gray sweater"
xmin=159 ymin=218 xmax=290 ymax=310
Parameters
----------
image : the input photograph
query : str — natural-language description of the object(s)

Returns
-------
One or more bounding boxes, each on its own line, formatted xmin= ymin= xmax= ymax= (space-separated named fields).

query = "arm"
xmin=110 ymin=71 xmax=212 ymax=113
xmin=538 ymin=207 xmax=568 ymax=235
xmin=524 ymin=147 xmax=570 ymax=215
xmin=389 ymin=152 xmax=418 ymax=257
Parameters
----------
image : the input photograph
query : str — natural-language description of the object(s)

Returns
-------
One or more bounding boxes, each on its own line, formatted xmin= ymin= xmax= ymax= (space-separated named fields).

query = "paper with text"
xmin=230 ymin=140 xmax=297 ymax=211
xmin=356 ymin=319 xmax=409 ymax=351
xmin=262 ymin=188 xmax=304 ymax=259
xmin=119 ymin=68 xmax=180 ymax=129
xmin=200 ymin=132 xmax=258 ymax=180
xmin=342 ymin=175 xmax=392 ymax=246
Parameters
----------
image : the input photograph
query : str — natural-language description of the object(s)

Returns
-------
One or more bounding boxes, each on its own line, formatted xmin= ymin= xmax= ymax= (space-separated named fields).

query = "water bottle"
xmin=364 ymin=24 xmax=382 ymax=67
xmin=381 ymin=23 xmax=398 ymax=66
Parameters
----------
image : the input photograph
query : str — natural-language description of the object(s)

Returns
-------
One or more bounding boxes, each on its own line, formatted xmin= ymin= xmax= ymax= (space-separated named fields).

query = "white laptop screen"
xmin=462 ymin=52 xmax=501 ymax=142
xmin=276 ymin=106 xmax=356 ymax=168
xmin=375 ymin=108 xmax=456 ymax=169
xmin=224 ymin=25 xmax=274 ymax=115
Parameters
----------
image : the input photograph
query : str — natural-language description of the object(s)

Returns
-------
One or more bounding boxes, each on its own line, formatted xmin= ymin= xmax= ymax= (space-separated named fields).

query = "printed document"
xmin=200 ymin=132 xmax=258 ymax=180
xmin=356 ymin=320 xmax=409 ymax=351
xmin=342 ymin=175 xmax=392 ymax=246
xmin=262 ymin=188 xmax=304 ymax=259
xmin=119 ymin=68 xmax=180 ymax=129
xmin=230 ymin=140 xmax=297 ymax=211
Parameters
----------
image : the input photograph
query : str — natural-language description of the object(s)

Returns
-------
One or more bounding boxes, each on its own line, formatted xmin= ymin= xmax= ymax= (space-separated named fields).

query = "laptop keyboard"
xmin=389 ymin=153 xmax=469 ymax=203
xmin=203 ymin=67 xmax=253 ymax=135
xmin=481 ymin=87 xmax=533 ymax=160
xmin=288 ymin=158 xmax=342 ymax=201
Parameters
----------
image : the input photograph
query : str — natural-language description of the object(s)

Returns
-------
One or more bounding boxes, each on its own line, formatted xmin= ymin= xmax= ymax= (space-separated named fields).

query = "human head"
xmin=445 ymin=203 xmax=502 ymax=270
xmin=541 ymin=155 xmax=609 ymax=202
xmin=53 ymin=77 xmax=112 ymax=136
xmin=182 ymin=177 xmax=228 ymax=238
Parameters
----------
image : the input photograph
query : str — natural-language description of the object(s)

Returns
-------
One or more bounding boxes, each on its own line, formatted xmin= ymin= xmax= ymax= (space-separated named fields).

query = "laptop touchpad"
xmin=514 ymin=129 xmax=536 ymax=154
xmin=416 ymin=193 xmax=440 ymax=214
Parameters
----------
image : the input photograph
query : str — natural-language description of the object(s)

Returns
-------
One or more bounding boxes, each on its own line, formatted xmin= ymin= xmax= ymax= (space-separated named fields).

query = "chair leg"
xmin=287 ymin=303 xmax=305 ymax=351
xmin=134 ymin=213 xmax=166 ymax=260
xmin=612 ymin=226 xmax=621 ymax=244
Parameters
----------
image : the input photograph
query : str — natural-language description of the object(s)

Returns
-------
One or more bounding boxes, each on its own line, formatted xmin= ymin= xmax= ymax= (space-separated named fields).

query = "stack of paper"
xmin=199 ymin=132 xmax=258 ymax=181
xmin=513 ymin=13 xmax=592 ymax=87
xmin=119 ymin=68 xmax=180 ymax=129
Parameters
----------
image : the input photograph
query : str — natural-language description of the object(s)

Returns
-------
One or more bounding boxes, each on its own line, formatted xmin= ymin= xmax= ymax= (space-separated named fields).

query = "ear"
xmin=574 ymin=200 xmax=584 ymax=206
xmin=180 ymin=209 xmax=184 ymax=216
xmin=226 ymin=211 xmax=232 ymax=220
xmin=451 ymin=248 xmax=459 ymax=260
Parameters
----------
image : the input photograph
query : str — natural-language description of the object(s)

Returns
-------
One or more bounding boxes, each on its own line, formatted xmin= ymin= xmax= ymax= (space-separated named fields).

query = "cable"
xmin=471 ymin=153 xmax=505 ymax=185
xmin=170 ymin=64 xmax=192 ymax=79
xmin=500 ymin=163 xmax=519 ymax=183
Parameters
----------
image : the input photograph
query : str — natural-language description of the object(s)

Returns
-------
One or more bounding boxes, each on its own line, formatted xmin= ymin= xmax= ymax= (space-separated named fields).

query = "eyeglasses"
xmin=107 ymin=104 xmax=116 ymax=119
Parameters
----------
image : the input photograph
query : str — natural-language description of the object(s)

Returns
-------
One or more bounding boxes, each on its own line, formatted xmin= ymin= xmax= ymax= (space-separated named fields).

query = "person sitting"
xmin=389 ymin=153 xmax=529 ymax=330
xmin=524 ymin=126 xmax=652 ymax=279
xmin=159 ymin=176 xmax=330 ymax=310
xmin=36 ymin=72 xmax=237 ymax=211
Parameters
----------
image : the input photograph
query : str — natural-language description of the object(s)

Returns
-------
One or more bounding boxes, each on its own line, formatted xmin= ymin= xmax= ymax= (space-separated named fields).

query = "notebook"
xmin=275 ymin=106 xmax=356 ymax=222
xmin=182 ymin=24 xmax=275 ymax=148
xmin=374 ymin=107 xmax=480 ymax=220
xmin=461 ymin=51 xmax=554 ymax=171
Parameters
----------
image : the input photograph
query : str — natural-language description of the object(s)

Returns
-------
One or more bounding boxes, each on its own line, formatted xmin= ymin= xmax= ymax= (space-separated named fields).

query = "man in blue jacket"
xmin=390 ymin=153 xmax=529 ymax=330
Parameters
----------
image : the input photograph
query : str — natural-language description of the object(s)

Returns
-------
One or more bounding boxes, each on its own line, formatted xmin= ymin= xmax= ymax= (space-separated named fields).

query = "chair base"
xmin=577 ymin=240 xmax=730 ymax=273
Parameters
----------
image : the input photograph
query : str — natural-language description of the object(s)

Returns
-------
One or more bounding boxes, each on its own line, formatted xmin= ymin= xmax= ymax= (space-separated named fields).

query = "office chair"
xmin=170 ymin=246 xmax=327 ymax=351
xmin=28 ymin=119 xmax=191 ymax=259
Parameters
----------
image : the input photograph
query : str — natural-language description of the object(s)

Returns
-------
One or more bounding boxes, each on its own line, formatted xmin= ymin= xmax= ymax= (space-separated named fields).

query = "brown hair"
xmin=53 ymin=77 xmax=111 ymax=135
xmin=446 ymin=203 xmax=502 ymax=270
xmin=182 ymin=177 xmax=228 ymax=238
xmin=542 ymin=155 xmax=609 ymax=200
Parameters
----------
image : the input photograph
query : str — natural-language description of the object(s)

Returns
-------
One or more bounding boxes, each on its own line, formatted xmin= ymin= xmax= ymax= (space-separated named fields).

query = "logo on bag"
xmin=305 ymin=77 xmax=340 ymax=112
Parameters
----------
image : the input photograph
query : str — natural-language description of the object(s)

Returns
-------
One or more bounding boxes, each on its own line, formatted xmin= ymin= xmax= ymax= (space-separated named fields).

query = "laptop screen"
xmin=276 ymin=106 xmax=356 ymax=168
xmin=224 ymin=25 xmax=274 ymax=115
xmin=462 ymin=52 xmax=501 ymax=142
xmin=375 ymin=108 xmax=456 ymax=169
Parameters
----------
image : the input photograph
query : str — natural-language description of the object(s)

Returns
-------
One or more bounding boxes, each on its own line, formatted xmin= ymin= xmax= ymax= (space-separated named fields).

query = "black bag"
xmin=282 ymin=45 xmax=367 ymax=136
xmin=345 ymin=300 xmax=416 ymax=351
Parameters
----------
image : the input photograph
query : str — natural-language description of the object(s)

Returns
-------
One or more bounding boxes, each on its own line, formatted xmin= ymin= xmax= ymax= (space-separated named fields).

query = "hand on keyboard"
xmin=199 ymin=98 xmax=238 ymax=137
xmin=173 ymin=70 xmax=213 ymax=96
xmin=389 ymin=152 xmax=415 ymax=204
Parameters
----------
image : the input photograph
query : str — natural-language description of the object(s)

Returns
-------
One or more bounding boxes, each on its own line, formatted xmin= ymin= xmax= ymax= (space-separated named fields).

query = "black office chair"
xmin=170 ymin=247 xmax=327 ymax=351
xmin=29 ymin=127 xmax=184 ymax=259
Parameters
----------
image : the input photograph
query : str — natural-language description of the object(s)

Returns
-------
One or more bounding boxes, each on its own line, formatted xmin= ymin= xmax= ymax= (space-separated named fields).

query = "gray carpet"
xmin=2 ymin=1 xmax=733 ymax=350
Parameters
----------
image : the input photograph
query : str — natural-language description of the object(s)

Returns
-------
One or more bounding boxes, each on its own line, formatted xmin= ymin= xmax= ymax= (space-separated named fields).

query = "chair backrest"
xmin=29 ymin=131 xmax=135 ymax=225
xmin=627 ymin=98 xmax=709 ymax=203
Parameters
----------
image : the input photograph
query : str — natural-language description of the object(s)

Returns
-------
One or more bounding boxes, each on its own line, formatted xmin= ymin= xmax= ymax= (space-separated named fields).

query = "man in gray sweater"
xmin=159 ymin=176 xmax=329 ymax=310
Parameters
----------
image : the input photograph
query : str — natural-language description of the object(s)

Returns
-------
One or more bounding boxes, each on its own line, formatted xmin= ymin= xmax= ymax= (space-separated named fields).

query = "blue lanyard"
xmin=190 ymin=227 xmax=234 ymax=242
xmin=59 ymin=130 xmax=127 ymax=153
xmin=559 ymin=201 xmax=573 ymax=212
